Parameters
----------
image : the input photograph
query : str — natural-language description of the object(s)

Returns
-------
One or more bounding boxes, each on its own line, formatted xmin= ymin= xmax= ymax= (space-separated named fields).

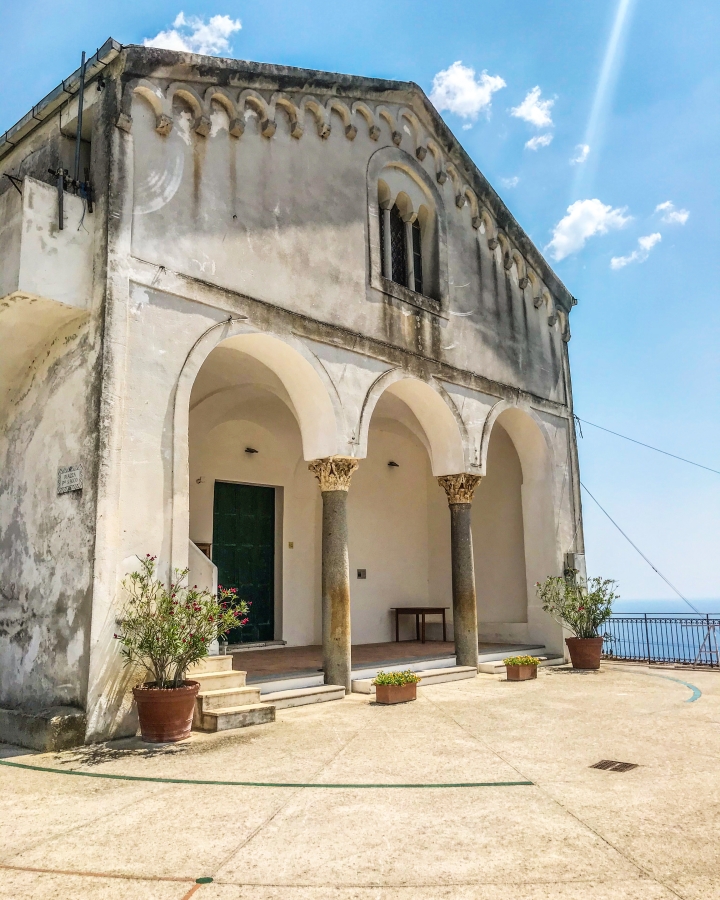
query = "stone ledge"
xmin=0 ymin=705 xmax=86 ymax=752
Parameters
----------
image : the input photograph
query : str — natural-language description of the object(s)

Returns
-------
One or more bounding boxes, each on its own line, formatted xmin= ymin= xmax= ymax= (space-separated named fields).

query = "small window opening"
xmin=389 ymin=204 xmax=407 ymax=286
xmin=412 ymin=219 xmax=423 ymax=295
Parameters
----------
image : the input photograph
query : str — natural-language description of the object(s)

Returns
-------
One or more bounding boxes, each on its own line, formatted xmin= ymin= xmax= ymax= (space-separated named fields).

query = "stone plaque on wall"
xmin=57 ymin=465 xmax=83 ymax=494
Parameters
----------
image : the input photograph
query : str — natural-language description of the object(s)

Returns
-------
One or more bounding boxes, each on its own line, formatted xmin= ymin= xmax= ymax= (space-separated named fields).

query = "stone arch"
xmin=351 ymin=101 xmax=380 ymax=140
xmin=512 ymin=250 xmax=528 ymax=286
xmin=376 ymin=106 xmax=403 ymax=146
xmin=399 ymin=108 xmax=426 ymax=159
xmin=238 ymin=89 xmax=276 ymax=137
xmin=478 ymin=401 xmax=563 ymax=647
xmin=445 ymin=163 xmax=465 ymax=208
xmin=203 ymin=86 xmax=244 ymax=137
xmin=425 ymin=139 xmax=447 ymax=184
xmin=479 ymin=206 xmax=498 ymax=249
xmin=167 ymin=83 xmax=210 ymax=136
xmin=464 ymin=188 xmax=482 ymax=228
xmin=326 ymin=99 xmax=357 ymax=139
xmin=357 ymin=370 xmax=467 ymax=475
xmin=367 ymin=145 xmax=449 ymax=304
xmin=270 ymin=93 xmax=303 ymax=138
xmin=123 ymin=79 xmax=172 ymax=135
xmin=171 ymin=320 xmax=342 ymax=569
xmin=497 ymin=231 xmax=513 ymax=270
xmin=301 ymin=96 xmax=330 ymax=138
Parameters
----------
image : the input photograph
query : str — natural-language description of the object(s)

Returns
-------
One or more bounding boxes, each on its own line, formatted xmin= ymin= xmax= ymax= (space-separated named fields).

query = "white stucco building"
xmin=0 ymin=39 xmax=584 ymax=748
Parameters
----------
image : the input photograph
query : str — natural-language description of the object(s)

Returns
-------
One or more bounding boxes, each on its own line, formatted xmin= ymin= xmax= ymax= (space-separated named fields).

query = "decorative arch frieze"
xmin=116 ymin=77 xmax=570 ymax=336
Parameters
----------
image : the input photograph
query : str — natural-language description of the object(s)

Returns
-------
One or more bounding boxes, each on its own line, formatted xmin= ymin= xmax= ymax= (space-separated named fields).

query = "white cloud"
xmin=546 ymin=199 xmax=632 ymax=261
xmin=144 ymin=12 xmax=241 ymax=56
xmin=570 ymin=143 xmax=590 ymax=164
xmin=525 ymin=133 xmax=553 ymax=151
xmin=511 ymin=86 xmax=555 ymax=128
xmin=462 ymin=123 xmax=473 ymax=131
xmin=501 ymin=176 xmax=520 ymax=189
xmin=429 ymin=61 xmax=506 ymax=120
xmin=610 ymin=232 xmax=662 ymax=269
xmin=655 ymin=200 xmax=689 ymax=225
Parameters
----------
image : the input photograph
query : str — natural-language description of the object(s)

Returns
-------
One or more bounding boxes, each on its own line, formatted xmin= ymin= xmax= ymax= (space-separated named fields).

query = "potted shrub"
xmin=537 ymin=571 xmax=618 ymax=669
xmin=115 ymin=556 xmax=247 ymax=742
xmin=373 ymin=670 xmax=420 ymax=704
xmin=504 ymin=655 xmax=541 ymax=681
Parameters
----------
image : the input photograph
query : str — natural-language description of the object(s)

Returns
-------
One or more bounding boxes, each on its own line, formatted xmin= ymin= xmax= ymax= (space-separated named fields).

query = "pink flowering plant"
xmin=115 ymin=555 xmax=248 ymax=689
xmin=536 ymin=571 xmax=618 ymax=639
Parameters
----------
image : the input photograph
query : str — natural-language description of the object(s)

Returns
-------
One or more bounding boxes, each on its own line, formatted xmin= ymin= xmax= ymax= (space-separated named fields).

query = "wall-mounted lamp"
xmin=388 ymin=461 xmax=399 ymax=467
xmin=245 ymin=447 xmax=258 ymax=454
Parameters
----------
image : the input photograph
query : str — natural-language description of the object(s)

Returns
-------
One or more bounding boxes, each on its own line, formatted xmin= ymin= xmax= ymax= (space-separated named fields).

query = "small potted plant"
xmin=115 ymin=556 xmax=246 ymax=742
xmin=372 ymin=670 xmax=421 ymax=704
xmin=504 ymin=655 xmax=541 ymax=681
xmin=537 ymin=571 xmax=618 ymax=669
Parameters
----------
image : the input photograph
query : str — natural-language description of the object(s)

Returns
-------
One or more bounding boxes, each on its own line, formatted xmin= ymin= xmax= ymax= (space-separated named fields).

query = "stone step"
xmin=195 ymin=703 xmax=275 ymax=733
xmin=351 ymin=665 xmax=477 ymax=694
xmin=260 ymin=684 xmax=346 ymax=710
xmin=197 ymin=686 xmax=262 ymax=711
xmin=476 ymin=645 xmax=548 ymax=664
xmin=191 ymin=670 xmax=247 ymax=691
xmin=189 ymin=655 xmax=234 ymax=675
xmin=478 ymin=655 xmax=566 ymax=675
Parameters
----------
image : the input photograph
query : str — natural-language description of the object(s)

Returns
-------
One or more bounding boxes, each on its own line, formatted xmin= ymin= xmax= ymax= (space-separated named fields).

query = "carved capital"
xmin=309 ymin=456 xmax=359 ymax=492
xmin=437 ymin=473 xmax=482 ymax=505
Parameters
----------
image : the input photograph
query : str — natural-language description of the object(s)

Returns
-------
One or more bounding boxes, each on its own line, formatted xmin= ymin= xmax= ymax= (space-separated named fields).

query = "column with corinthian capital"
xmin=308 ymin=456 xmax=359 ymax=692
xmin=437 ymin=473 xmax=482 ymax=669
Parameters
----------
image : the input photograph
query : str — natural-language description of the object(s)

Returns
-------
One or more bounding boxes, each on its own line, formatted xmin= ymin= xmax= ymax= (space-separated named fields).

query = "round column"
xmin=309 ymin=456 xmax=359 ymax=692
xmin=438 ymin=474 xmax=482 ymax=669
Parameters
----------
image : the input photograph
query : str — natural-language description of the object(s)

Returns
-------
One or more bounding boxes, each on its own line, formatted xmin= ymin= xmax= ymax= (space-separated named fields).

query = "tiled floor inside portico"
xmin=232 ymin=640 xmax=538 ymax=683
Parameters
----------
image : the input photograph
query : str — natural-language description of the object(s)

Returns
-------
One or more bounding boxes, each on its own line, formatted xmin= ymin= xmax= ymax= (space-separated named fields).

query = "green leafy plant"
xmin=537 ymin=571 xmax=618 ymax=639
xmin=115 ymin=555 xmax=248 ymax=689
xmin=503 ymin=656 xmax=541 ymax=667
xmin=372 ymin=670 xmax=421 ymax=686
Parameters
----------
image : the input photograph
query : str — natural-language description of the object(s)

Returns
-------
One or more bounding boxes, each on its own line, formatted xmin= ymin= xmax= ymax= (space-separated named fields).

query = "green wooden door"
xmin=212 ymin=482 xmax=275 ymax=644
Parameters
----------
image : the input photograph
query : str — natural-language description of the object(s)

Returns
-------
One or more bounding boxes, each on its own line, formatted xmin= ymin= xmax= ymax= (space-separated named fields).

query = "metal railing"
xmin=603 ymin=615 xmax=720 ymax=666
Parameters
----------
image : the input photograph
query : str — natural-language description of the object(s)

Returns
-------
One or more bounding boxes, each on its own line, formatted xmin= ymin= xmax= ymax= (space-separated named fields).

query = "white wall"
xmin=473 ymin=423 xmax=528 ymax=626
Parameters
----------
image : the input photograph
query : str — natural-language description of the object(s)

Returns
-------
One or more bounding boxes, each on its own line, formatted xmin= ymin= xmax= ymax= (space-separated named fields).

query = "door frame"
xmin=210 ymin=479 xmax=284 ymax=642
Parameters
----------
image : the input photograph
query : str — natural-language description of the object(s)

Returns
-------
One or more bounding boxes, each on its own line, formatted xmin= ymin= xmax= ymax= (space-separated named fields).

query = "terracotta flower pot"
xmin=506 ymin=664 xmax=538 ymax=681
xmin=375 ymin=682 xmax=417 ymax=704
xmin=133 ymin=681 xmax=200 ymax=742
xmin=565 ymin=637 xmax=604 ymax=670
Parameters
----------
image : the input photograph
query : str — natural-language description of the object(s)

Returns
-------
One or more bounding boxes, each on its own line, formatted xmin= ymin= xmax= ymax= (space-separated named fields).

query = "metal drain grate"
xmin=590 ymin=759 xmax=639 ymax=772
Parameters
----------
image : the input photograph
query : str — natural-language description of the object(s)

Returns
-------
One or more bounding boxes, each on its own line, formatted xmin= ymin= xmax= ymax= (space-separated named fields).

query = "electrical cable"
xmin=575 ymin=417 xmax=720 ymax=476
xmin=579 ymin=481 xmax=700 ymax=614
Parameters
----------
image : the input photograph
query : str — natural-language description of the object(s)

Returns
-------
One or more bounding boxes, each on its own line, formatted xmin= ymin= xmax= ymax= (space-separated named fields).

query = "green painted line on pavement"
xmin=0 ymin=758 xmax=532 ymax=788
xmin=643 ymin=671 xmax=702 ymax=702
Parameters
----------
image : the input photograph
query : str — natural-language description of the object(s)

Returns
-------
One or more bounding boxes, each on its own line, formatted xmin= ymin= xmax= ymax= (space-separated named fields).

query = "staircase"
xmin=188 ymin=655 xmax=275 ymax=732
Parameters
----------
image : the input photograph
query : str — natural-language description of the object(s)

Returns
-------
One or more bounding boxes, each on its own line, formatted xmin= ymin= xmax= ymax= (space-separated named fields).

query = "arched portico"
xmin=171 ymin=323 xmax=343 ymax=572
xmin=356 ymin=370 xmax=468 ymax=474
xmin=476 ymin=402 xmax=564 ymax=651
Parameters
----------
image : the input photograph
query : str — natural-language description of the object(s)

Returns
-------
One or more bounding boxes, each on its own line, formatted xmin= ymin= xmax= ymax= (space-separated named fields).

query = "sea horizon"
xmin=611 ymin=599 xmax=720 ymax=615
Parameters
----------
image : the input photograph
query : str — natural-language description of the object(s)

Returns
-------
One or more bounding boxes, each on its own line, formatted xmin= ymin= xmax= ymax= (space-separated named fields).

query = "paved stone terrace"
xmin=1 ymin=662 xmax=719 ymax=899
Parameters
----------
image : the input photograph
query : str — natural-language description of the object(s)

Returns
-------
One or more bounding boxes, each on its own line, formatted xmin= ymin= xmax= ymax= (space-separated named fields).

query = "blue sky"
xmin=2 ymin=1 xmax=718 ymax=609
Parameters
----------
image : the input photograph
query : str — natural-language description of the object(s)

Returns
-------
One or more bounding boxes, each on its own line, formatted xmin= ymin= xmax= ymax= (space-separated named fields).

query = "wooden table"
xmin=391 ymin=607 xmax=448 ymax=643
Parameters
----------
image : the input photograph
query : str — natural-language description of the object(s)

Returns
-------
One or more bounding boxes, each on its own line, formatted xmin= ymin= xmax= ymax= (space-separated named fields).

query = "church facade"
xmin=0 ymin=39 xmax=584 ymax=747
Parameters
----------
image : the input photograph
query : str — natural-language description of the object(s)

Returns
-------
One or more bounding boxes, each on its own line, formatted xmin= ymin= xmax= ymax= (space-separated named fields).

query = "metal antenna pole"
xmin=73 ymin=51 xmax=86 ymax=187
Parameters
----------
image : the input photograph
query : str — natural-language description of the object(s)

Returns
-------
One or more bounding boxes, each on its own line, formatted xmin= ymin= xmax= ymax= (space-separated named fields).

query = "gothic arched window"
xmin=379 ymin=201 xmax=425 ymax=295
